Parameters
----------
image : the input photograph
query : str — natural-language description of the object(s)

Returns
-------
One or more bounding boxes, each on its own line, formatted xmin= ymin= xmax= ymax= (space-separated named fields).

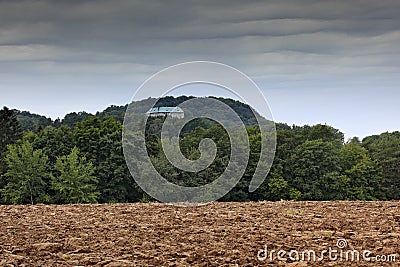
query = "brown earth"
xmin=0 ymin=201 xmax=399 ymax=266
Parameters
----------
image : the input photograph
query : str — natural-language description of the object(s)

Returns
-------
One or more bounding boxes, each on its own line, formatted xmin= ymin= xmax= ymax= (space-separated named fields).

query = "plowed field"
xmin=1 ymin=201 xmax=399 ymax=266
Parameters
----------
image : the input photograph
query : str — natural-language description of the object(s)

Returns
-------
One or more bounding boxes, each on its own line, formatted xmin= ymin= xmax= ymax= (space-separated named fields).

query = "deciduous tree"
xmin=1 ymin=140 xmax=49 ymax=204
xmin=52 ymin=147 xmax=99 ymax=203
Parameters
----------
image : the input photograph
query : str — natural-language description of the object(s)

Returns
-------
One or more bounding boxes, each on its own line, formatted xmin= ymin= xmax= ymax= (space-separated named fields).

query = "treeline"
xmin=15 ymin=96 xmax=260 ymax=132
xmin=1 ymin=107 xmax=140 ymax=204
xmin=145 ymin=120 xmax=399 ymax=202
xmin=0 ymin=98 xmax=399 ymax=204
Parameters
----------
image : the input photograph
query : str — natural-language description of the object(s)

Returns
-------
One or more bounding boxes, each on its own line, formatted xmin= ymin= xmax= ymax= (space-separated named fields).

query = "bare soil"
xmin=0 ymin=201 xmax=399 ymax=266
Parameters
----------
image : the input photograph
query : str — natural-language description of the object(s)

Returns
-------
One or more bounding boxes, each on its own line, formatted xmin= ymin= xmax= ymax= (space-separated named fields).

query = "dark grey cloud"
xmin=0 ymin=0 xmax=399 ymax=138
xmin=0 ymin=0 xmax=399 ymax=88
xmin=1 ymin=1 xmax=399 ymax=49
xmin=0 ymin=0 xmax=399 ymax=74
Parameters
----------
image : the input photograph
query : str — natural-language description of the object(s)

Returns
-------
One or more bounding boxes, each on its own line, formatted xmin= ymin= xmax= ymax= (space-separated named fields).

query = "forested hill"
xmin=14 ymin=96 xmax=261 ymax=131
xmin=2 ymin=97 xmax=399 ymax=204
xmin=14 ymin=110 xmax=54 ymax=132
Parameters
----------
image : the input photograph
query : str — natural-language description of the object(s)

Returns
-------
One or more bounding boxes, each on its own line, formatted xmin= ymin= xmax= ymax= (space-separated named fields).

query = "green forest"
xmin=1 ymin=96 xmax=399 ymax=204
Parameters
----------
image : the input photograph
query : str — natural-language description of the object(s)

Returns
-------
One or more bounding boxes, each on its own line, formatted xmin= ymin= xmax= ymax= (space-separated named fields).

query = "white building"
xmin=145 ymin=107 xmax=184 ymax=119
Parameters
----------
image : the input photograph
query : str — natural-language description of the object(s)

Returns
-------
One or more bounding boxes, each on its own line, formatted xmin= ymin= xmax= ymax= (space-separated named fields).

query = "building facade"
xmin=146 ymin=107 xmax=184 ymax=119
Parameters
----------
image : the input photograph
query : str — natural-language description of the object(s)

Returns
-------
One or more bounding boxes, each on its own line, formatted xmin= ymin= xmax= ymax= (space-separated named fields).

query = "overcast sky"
xmin=1 ymin=0 xmax=399 ymax=139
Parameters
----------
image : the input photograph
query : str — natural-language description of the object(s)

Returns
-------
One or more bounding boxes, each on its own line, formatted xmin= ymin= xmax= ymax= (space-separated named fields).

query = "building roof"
xmin=146 ymin=107 xmax=184 ymax=114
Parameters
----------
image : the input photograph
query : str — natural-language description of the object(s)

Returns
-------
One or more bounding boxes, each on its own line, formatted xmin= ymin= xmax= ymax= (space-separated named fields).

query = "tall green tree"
xmin=0 ymin=107 xmax=23 ymax=202
xmin=74 ymin=117 xmax=140 ymax=202
xmin=362 ymin=132 xmax=400 ymax=199
xmin=97 ymin=118 xmax=139 ymax=202
xmin=1 ymin=140 xmax=49 ymax=204
xmin=74 ymin=116 xmax=101 ymax=162
xmin=0 ymin=107 xmax=22 ymax=169
xmin=340 ymin=142 xmax=384 ymax=200
xmin=286 ymin=139 xmax=343 ymax=200
xmin=52 ymin=147 xmax=99 ymax=203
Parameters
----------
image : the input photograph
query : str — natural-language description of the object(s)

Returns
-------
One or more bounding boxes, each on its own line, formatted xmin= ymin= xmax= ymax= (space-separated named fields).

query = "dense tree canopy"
xmin=0 ymin=97 xmax=399 ymax=204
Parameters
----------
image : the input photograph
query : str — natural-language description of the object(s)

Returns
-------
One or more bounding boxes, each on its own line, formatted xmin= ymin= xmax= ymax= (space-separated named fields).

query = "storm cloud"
xmin=1 ymin=1 xmax=400 ymax=73
xmin=1 ymin=0 xmax=399 ymax=137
